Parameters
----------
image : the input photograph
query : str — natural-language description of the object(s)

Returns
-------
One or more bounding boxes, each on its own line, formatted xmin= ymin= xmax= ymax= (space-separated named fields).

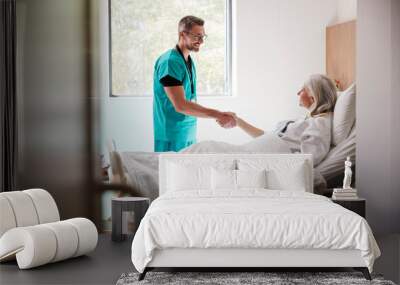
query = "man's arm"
xmin=216 ymin=111 xmax=264 ymax=138
xmin=164 ymin=86 xmax=234 ymax=125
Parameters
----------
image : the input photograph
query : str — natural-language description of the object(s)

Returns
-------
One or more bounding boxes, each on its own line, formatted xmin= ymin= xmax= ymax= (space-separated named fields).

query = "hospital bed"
xmin=108 ymin=81 xmax=356 ymax=200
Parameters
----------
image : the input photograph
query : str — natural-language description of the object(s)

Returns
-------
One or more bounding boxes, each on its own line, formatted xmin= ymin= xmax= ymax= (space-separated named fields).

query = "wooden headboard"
xmin=326 ymin=20 xmax=356 ymax=91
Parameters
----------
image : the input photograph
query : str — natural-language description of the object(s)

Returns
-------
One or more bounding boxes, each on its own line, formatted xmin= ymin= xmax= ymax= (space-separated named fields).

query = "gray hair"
xmin=178 ymin=15 xmax=204 ymax=33
xmin=304 ymin=74 xmax=337 ymax=116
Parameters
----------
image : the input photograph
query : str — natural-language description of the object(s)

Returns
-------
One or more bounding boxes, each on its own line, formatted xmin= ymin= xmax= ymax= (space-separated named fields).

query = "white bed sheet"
xmin=131 ymin=190 xmax=380 ymax=273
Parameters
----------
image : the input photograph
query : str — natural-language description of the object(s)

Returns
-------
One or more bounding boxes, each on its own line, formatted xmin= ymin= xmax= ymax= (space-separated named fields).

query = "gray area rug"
xmin=116 ymin=271 xmax=396 ymax=285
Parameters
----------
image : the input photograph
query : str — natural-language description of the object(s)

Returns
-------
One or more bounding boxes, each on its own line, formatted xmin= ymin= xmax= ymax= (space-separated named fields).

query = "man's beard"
xmin=186 ymin=42 xmax=200 ymax=52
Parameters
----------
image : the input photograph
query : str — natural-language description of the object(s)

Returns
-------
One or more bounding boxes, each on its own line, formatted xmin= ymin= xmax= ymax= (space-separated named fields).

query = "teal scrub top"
xmin=153 ymin=48 xmax=197 ymax=142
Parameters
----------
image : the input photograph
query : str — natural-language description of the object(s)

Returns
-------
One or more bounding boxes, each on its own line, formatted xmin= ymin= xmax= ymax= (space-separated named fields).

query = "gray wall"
xmin=357 ymin=0 xmax=400 ymax=236
xmin=16 ymin=0 xmax=95 ymax=220
xmin=357 ymin=0 xmax=400 ymax=281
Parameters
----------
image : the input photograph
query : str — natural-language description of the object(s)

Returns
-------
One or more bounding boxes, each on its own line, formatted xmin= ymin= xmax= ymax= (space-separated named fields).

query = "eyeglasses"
xmin=183 ymin=31 xmax=208 ymax=41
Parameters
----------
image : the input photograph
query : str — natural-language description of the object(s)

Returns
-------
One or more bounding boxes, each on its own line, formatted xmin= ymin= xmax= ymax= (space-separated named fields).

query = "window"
xmin=109 ymin=0 xmax=232 ymax=97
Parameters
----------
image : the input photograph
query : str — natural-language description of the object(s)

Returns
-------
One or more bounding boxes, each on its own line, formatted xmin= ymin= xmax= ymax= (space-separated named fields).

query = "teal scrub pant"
xmin=154 ymin=139 xmax=196 ymax=152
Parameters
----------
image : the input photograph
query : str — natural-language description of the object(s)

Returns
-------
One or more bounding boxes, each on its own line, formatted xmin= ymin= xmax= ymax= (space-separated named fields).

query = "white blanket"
xmin=131 ymin=190 xmax=380 ymax=273
xmin=180 ymin=132 xmax=291 ymax=154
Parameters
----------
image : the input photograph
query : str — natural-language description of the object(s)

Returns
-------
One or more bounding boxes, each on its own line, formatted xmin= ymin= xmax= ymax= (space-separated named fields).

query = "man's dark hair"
xmin=178 ymin=15 xmax=204 ymax=33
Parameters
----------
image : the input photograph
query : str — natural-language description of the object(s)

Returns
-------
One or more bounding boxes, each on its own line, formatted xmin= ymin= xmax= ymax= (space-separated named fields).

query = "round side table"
xmin=112 ymin=197 xmax=150 ymax=242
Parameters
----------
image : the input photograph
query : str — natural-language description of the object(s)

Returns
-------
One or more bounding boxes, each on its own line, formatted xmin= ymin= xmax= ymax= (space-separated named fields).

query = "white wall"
xmin=102 ymin=0 xmax=341 ymax=151
xmin=336 ymin=0 xmax=357 ymax=23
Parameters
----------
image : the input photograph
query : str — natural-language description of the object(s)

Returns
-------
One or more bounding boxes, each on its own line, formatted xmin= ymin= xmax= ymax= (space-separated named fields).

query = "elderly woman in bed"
xmin=181 ymin=74 xmax=337 ymax=166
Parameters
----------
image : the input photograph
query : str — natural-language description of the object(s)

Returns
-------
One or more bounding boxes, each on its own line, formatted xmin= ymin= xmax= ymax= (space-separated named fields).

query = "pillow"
xmin=238 ymin=159 xmax=309 ymax=192
xmin=266 ymin=164 xmax=307 ymax=191
xmin=236 ymin=169 xmax=268 ymax=188
xmin=211 ymin=168 xmax=236 ymax=190
xmin=167 ymin=162 xmax=211 ymax=191
xmin=316 ymin=124 xmax=356 ymax=180
xmin=211 ymin=168 xmax=268 ymax=190
xmin=332 ymin=83 xmax=356 ymax=146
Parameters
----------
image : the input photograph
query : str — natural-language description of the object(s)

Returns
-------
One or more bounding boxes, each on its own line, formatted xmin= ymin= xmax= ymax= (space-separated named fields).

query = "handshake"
xmin=216 ymin=112 xmax=238 ymax=129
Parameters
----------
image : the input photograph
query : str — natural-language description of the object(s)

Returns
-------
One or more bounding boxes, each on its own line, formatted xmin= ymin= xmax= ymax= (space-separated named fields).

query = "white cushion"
xmin=0 ymin=218 xmax=97 ymax=269
xmin=332 ymin=83 xmax=356 ymax=146
xmin=316 ymin=124 xmax=356 ymax=180
xmin=211 ymin=168 xmax=236 ymax=190
xmin=237 ymin=169 xmax=268 ymax=189
xmin=23 ymin=189 xmax=60 ymax=224
xmin=211 ymin=169 xmax=268 ymax=190
xmin=0 ymin=196 xmax=17 ymax=237
xmin=0 ymin=192 xmax=39 ymax=227
xmin=0 ymin=226 xmax=57 ymax=269
xmin=166 ymin=162 xmax=212 ymax=191
xmin=238 ymin=159 xmax=309 ymax=192
xmin=65 ymin=218 xmax=98 ymax=257
xmin=266 ymin=163 xmax=307 ymax=191
xmin=42 ymin=221 xmax=79 ymax=262
xmin=0 ymin=189 xmax=60 ymax=237
xmin=0 ymin=189 xmax=97 ymax=269
xmin=159 ymin=154 xmax=239 ymax=195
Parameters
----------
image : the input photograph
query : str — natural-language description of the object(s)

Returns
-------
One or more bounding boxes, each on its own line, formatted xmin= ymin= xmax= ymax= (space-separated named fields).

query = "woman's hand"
xmin=216 ymin=112 xmax=237 ymax=128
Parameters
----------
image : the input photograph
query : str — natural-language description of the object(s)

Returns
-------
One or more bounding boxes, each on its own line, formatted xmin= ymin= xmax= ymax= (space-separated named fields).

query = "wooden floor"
xmin=0 ymin=234 xmax=133 ymax=285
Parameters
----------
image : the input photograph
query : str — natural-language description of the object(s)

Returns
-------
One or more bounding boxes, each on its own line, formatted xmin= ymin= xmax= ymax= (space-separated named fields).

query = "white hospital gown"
xmin=182 ymin=113 xmax=332 ymax=166
xmin=277 ymin=113 xmax=332 ymax=166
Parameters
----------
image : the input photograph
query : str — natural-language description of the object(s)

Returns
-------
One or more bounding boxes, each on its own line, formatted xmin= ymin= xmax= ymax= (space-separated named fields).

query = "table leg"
xmin=112 ymin=201 xmax=124 ymax=241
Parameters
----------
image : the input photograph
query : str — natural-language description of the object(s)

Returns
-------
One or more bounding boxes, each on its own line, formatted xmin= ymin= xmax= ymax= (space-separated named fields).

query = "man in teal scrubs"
xmin=153 ymin=15 xmax=235 ymax=152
